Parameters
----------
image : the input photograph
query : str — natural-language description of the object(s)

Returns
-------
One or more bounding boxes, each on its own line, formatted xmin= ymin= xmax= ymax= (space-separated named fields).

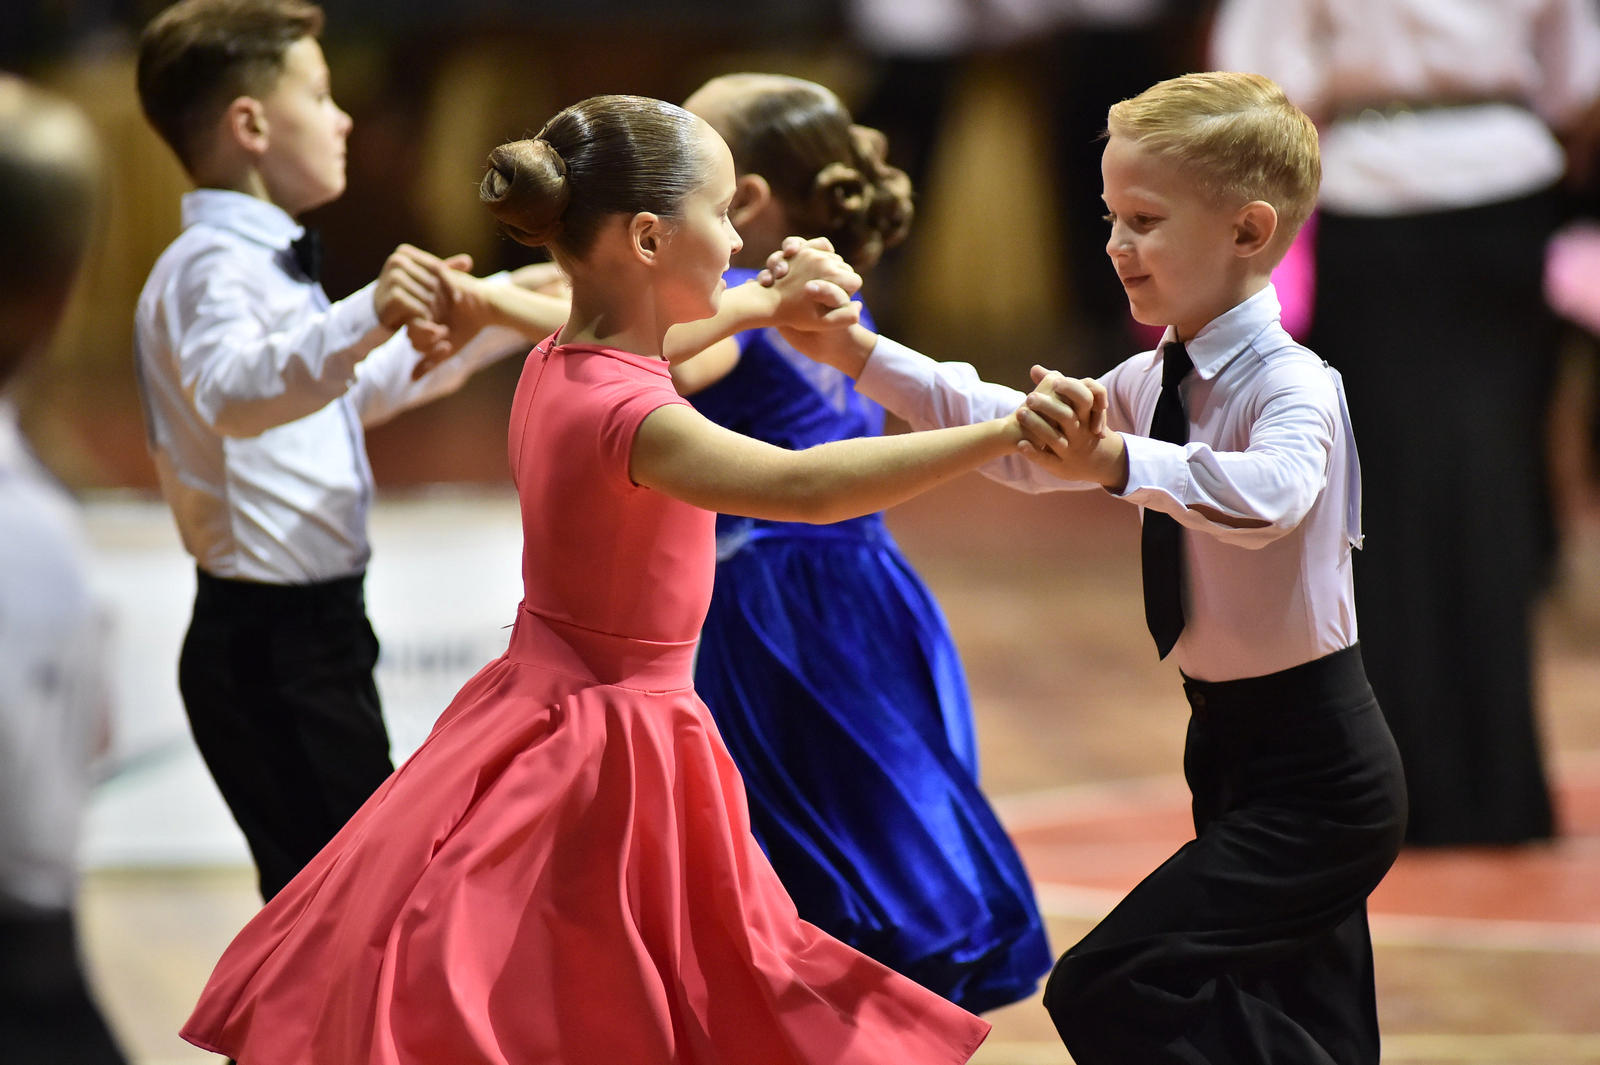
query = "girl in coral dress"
xmin=181 ymin=94 xmax=1030 ymax=1065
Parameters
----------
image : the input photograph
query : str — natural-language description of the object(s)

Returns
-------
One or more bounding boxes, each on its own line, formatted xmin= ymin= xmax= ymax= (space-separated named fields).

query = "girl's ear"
xmin=629 ymin=211 xmax=665 ymax=264
xmin=1233 ymin=200 xmax=1279 ymax=259
xmin=226 ymin=96 xmax=268 ymax=154
xmin=729 ymin=173 xmax=772 ymax=229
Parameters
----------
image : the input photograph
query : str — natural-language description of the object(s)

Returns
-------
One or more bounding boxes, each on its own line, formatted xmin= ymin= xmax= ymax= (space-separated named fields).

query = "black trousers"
xmin=1042 ymin=645 xmax=1407 ymax=1065
xmin=0 ymin=908 xmax=128 ymax=1065
xmin=180 ymin=569 xmax=394 ymax=900
xmin=1312 ymin=192 xmax=1559 ymax=845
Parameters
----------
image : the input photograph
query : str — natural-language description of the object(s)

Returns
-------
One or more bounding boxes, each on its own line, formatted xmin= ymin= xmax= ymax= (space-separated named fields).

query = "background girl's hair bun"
xmin=802 ymin=123 xmax=914 ymax=270
xmin=480 ymin=137 xmax=570 ymax=248
xmin=849 ymin=124 xmax=913 ymax=254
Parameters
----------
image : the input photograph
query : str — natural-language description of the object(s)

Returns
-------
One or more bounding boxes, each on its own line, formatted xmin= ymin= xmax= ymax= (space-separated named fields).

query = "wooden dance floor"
xmin=80 ymin=475 xmax=1600 ymax=1065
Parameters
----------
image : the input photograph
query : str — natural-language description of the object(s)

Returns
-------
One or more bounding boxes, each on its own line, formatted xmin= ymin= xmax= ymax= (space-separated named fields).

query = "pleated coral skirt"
xmin=181 ymin=605 xmax=991 ymax=1064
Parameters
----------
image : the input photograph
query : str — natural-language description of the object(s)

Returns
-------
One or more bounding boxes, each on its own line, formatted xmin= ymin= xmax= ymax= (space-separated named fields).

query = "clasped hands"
xmin=373 ymin=236 xmax=865 ymax=381
xmin=1015 ymin=367 xmax=1126 ymax=486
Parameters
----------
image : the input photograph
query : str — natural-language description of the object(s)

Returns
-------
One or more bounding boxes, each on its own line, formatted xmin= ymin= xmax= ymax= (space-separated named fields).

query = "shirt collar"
xmin=1157 ymin=284 xmax=1283 ymax=381
xmin=180 ymin=188 xmax=306 ymax=250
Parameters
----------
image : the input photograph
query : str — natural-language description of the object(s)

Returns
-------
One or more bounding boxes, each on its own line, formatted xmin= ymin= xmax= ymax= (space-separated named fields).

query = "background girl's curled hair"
xmin=720 ymin=79 xmax=914 ymax=270
xmin=480 ymin=94 xmax=707 ymax=259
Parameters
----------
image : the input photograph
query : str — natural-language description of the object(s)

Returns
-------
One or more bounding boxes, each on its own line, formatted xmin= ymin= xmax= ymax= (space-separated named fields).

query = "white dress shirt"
xmin=1211 ymin=0 xmax=1600 ymax=215
xmin=857 ymin=285 xmax=1362 ymax=682
xmin=134 ymin=189 xmax=529 ymax=583
xmin=0 ymin=402 xmax=109 ymax=911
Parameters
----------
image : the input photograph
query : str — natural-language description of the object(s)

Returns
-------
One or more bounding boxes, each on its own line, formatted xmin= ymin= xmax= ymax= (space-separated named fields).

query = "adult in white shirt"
xmin=0 ymin=74 xmax=129 ymax=1065
xmin=1213 ymin=0 xmax=1600 ymax=846
xmin=133 ymin=0 xmax=548 ymax=900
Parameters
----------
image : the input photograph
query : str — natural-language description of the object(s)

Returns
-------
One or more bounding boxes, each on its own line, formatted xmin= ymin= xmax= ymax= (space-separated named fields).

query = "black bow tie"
xmin=290 ymin=228 xmax=323 ymax=282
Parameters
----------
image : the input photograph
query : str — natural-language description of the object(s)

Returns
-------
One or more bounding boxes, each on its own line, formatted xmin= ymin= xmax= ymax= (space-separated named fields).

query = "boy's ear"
xmin=729 ymin=173 xmax=772 ymax=229
xmin=225 ymin=96 xmax=269 ymax=154
xmin=1233 ymin=201 xmax=1279 ymax=259
xmin=629 ymin=211 xmax=665 ymax=264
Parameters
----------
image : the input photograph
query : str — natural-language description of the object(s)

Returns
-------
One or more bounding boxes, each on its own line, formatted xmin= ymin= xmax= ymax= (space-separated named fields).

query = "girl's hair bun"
xmin=480 ymin=137 xmax=569 ymax=248
xmin=806 ymin=124 xmax=914 ymax=270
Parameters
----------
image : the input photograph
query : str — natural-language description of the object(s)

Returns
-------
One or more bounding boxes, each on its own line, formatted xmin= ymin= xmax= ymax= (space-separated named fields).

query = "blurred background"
xmin=3 ymin=0 xmax=1226 ymax=492
xmin=5 ymin=1 xmax=1600 ymax=1062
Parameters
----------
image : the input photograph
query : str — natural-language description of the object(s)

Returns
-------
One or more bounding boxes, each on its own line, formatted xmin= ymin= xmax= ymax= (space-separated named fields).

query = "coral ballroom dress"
xmin=180 ymin=336 xmax=991 ymax=1065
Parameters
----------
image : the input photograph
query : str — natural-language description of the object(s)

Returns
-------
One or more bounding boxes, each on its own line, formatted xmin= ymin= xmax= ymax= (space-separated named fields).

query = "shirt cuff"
xmin=325 ymin=280 xmax=385 ymax=354
xmin=857 ymin=333 xmax=938 ymax=405
xmin=1118 ymin=431 xmax=1191 ymax=508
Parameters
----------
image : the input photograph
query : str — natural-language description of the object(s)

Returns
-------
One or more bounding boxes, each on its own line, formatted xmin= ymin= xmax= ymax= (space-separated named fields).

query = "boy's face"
xmin=256 ymin=36 xmax=351 ymax=217
xmin=1100 ymin=134 xmax=1244 ymax=342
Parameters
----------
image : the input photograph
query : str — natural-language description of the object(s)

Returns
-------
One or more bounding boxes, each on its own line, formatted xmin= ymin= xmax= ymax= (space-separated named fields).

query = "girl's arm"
xmin=630 ymin=402 xmax=1023 ymax=524
xmin=409 ymin=240 xmax=862 ymax=385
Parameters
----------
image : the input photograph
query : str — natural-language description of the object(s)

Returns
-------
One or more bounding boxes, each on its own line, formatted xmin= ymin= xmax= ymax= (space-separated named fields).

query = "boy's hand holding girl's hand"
xmin=372 ymin=242 xmax=483 ymax=379
xmin=1017 ymin=367 xmax=1128 ymax=489
xmin=375 ymin=243 xmax=470 ymax=332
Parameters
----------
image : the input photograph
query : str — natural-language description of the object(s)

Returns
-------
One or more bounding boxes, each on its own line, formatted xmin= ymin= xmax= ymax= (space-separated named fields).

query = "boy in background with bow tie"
xmin=132 ymin=0 xmax=548 ymax=901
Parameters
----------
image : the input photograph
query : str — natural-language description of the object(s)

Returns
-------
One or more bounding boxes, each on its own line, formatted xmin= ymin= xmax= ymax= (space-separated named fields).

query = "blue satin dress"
xmin=688 ymin=272 xmax=1051 ymax=1012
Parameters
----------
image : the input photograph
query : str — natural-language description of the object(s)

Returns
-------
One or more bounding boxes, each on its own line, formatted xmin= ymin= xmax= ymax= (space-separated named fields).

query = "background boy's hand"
xmin=403 ymin=255 xmax=485 ymax=380
xmin=374 ymin=244 xmax=465 ymax=332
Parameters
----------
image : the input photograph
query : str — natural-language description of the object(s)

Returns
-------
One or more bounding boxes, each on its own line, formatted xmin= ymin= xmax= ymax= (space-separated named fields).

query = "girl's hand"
xmin=764 ymin=236 xmax=863 ymax=331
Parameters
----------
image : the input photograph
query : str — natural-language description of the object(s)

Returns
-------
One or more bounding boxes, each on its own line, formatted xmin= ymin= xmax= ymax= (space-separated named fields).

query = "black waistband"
xmin=1180 ymin=643 xmax=1369 ymax=720
xmin=194 ymin=567 xmax=366 ymax=619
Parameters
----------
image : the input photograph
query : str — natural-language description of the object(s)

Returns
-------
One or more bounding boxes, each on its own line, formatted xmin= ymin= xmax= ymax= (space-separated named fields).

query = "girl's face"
xmin=1100 ymin=134 xmax=1243 ymax=342
xmin=656 ymin=122 xmax=742 ymax=324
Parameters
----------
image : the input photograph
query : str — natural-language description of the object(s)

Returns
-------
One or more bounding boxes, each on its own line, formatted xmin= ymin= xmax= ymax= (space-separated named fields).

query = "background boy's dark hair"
xmin=0 ymin=74 xmax=102 ymax=388
xmin=136 ymin=0 xmax=324 ymax=176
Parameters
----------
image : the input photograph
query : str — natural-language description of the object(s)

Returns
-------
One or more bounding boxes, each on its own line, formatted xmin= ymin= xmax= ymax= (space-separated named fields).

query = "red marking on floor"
xmin=1008 ymin=765 xmax=1600 ymax=927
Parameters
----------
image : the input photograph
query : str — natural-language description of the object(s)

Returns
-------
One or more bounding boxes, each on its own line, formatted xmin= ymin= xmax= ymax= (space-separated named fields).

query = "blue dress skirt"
xmin=689 ymin=277 xmax=1051 ymax=1012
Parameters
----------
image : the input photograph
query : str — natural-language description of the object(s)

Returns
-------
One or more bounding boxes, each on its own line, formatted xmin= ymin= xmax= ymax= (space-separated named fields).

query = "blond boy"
xmin=777 ymin=71 xmax=1407 ymax=1065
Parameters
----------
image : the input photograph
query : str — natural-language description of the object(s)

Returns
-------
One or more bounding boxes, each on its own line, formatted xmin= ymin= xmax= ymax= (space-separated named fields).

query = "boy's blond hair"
xmin=137 ymin=0 xmax=324 ymax=176
xmin=1108 ymin=71 xmax=1320 ymax=246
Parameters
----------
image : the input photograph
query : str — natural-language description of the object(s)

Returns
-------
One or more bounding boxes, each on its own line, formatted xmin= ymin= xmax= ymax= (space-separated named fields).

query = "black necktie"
xmin=1142 ymin=340 xmax=1193 ymax=659
xmin=290 ymin=227 xmax=323 ymax=282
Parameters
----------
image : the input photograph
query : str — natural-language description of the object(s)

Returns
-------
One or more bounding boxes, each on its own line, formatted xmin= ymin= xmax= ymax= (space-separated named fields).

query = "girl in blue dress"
xmin=673 ymin=73 xmax=1051 ymax=1013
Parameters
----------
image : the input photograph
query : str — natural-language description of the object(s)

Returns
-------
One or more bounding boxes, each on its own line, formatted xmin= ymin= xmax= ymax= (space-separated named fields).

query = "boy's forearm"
xmin=775 ymin=322 xmax=878 ymax=379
